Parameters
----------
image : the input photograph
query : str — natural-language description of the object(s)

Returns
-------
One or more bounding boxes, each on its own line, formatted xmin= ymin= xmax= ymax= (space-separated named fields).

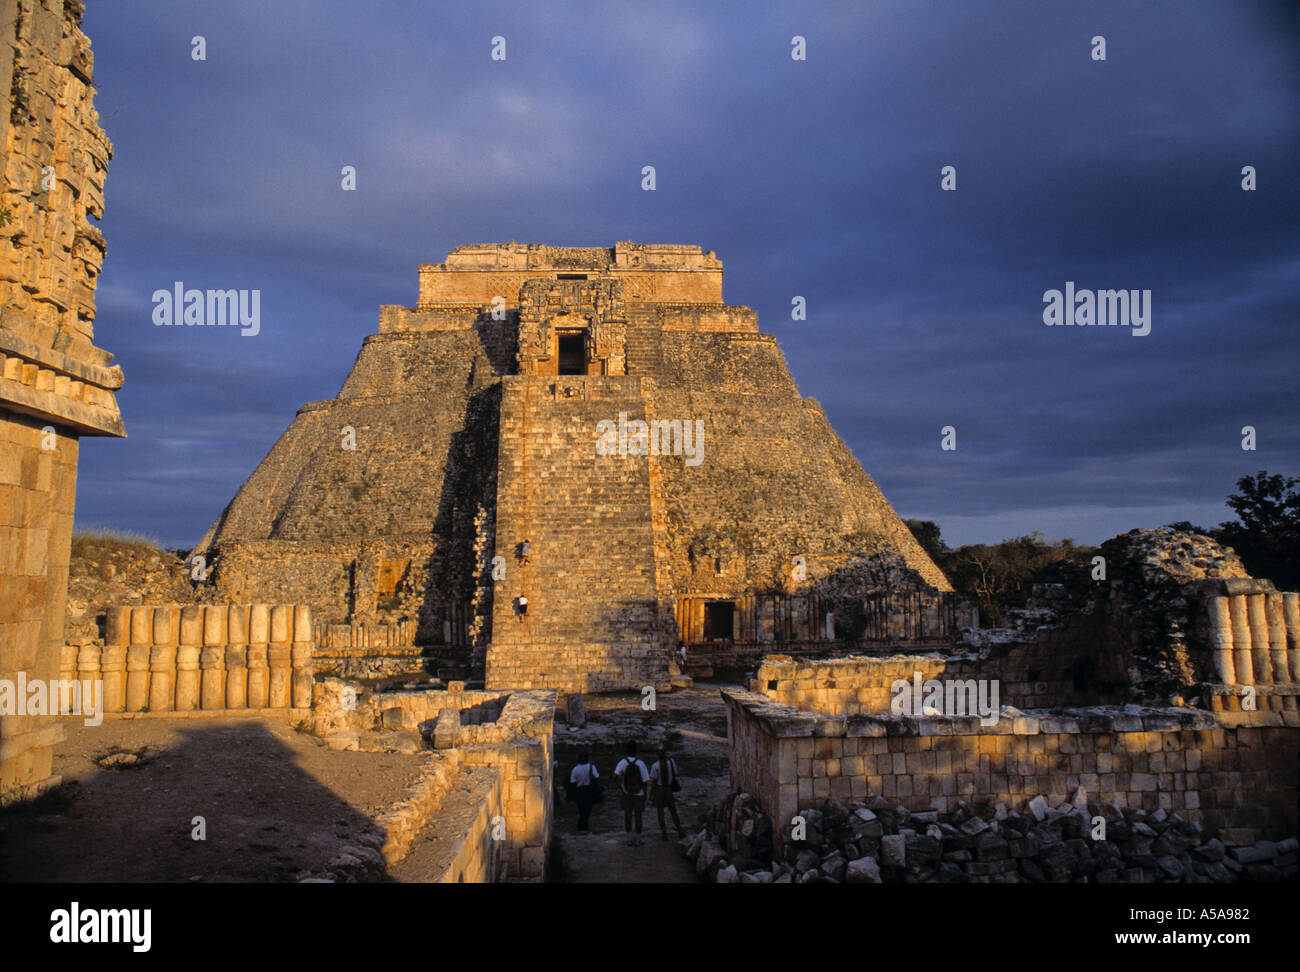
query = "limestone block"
xmin=267 ymin=644 xmax=291 ymax=708
xmin=249 ymin=603 xmax=270 ymax=644
xmin=1284 ymin=593 xmax=1300 ymax=682
xmin=227 ymin=604 xmax=250 ymax=646
xmin=179 ymin=605 xmax=203 ymax=647
xmin=1207 ymin=596 xmax=1236 ymax=684
xmin=103 ymin=606 xmax=128 ymax=647
xmin=1247 ymin=595 xmax=1273 ymax=683
xmin=270 ymin=605 xmax=292 ymax=644
xmin=1265 ymin=593 xmax=1289 ymax=685
xmin=245 ymin=644 xmax=271 ymax=706
xmin=124 ymin=644 xmax=149 ymax=712
xmin=174 ymin=643 xmax=201 ymax=711
xmin=129 ymin=606 xmax=151 ymax=645
xmin=293 ymin=604 xmax=312 ymax=643
xmin=75 ymin=645 xmax=101 ymax=713
xmin=200 ymin=646 xmax=225 ymax=709
xmin=151 ymin=605 xmax=178 ymax=646
xmin=225 ymin=646 xmax=248 ymax=708
xmin=291 ymin=642 xmax=313 ymax=709
xmin=1229 ymin=595 xmax=1253 ymax=686
xmin=148 ymin=644 xmax=176 ymax=711
xmin=203 ymin=604 xmax=227 ymax=647
xmin=99 ymin=644 xmax=125 ymax=712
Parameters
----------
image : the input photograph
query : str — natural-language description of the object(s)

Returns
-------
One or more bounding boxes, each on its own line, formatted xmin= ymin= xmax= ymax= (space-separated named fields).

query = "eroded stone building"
xmin=0 ymin=0 xmax=123 ymax=805
xmin=195 ymin=243 xmax=951 ymax=691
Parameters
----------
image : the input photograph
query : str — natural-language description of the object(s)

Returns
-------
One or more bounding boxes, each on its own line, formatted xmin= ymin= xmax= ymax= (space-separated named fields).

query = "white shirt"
xmin=614 ymin=757 xmax=650 ymax=792
xmin=650 ymin=759 xmax=678 ymax=787
xmin=569 ymin=763 xmax=598 ymax=786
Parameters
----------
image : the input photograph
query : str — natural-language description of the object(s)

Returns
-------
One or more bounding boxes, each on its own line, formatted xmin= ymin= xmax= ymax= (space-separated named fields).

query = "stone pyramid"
xmin=194 ymin=243 xmax=950 ymax=691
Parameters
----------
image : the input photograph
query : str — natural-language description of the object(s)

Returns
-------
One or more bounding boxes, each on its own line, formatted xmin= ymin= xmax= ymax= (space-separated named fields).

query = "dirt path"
xmin=549 ymin=684 xmax=736 ymax=883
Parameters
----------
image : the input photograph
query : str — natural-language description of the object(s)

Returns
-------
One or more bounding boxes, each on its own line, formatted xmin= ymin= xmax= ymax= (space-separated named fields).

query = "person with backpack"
xmin=567 ymin=752 xmax=600 ymax=832
xmin=613 ymin=741 xmax=650 ymax=844
xmin=649 ymin=746 xmax=685 ymax=840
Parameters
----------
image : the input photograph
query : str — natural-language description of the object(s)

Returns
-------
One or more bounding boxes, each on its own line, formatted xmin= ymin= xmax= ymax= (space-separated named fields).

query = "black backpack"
xmin=624 ymin=758 xmax=643 ymax=794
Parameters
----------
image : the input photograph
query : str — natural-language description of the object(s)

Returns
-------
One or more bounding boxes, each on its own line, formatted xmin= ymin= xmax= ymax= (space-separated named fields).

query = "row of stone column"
xmin=1207 ymin=592 xmax=1300 ymax=685
xmin=314 ymin=618 xmax=415 ymax=649
xmin=60 ymin=604 xmax=314 ymax=713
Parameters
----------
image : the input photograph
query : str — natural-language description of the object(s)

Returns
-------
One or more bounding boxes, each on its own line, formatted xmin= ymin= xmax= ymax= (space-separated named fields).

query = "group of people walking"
xmin=565 ymin=742 xmax=685 ymax=844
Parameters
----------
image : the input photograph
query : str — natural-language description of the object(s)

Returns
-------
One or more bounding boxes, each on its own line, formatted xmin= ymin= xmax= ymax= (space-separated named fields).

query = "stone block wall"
xmin=723 ymin=688 xmax=1299 ymax=857
xmin=371 ymin=751 xmax=503 ymax=884
xmin=753 ymin=636 xmax=1131 ymax=717
xmin=73 ymin=603 xmax=317 ymax=714
xmin=0 ymin=412 xmax=78 ymax=801
xmin=429 ymin=766 xmax=503 ymax=883
xmin=311 ymin=680 xmax=556 ymax=881
xmin=456 ymin=691 xmax=554 ymax=882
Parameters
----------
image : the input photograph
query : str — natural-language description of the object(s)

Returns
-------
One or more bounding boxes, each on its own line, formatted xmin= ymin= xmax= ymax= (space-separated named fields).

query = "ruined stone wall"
xmin=312 ymin=680 xmax=555 ymax=881
xmin=724 ymin=689 xmax=1299 ymax=856
xmin=753 ymin=630 xmax=1131 ymax=717
xmin=366 ymin=751 xmax=503 ymax=883
xmin=76 ymin=604 xmax=316 ymax=714
xmin=0 ymin=0 xmax=122 ymax=805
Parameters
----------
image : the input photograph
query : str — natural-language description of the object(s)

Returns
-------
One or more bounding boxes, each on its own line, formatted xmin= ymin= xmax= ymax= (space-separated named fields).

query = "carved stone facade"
xmin=0 ymin=0 xmax=123 ymax=805
xmin=516 ymin=278 xmax=628 ymax=377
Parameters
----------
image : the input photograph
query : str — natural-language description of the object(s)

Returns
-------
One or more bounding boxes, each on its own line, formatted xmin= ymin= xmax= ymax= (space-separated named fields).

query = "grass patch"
xmin=71 ymin=526 xmax=165 ymax=559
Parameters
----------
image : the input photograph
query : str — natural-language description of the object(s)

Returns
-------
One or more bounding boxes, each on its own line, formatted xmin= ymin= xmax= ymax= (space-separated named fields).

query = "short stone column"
xmin=175 ymin=605 xmax=203 ymax=711
xmin=268 ymin=605 xmax=293 ymax=708
xmin=1265 ymin=593 xmax=1290 ymax=685
xmin=247 ymin=603 xmax=271 ymax=709
xmin=225 ymin=605 xmax=250 ymax=709
xmin=104 ymin=606 xmax=129 ymax=653
xmin=125 ymin=607 xmax=152 ymax=712
xmin=1208 ymin=596 xmax=1236 ymax=685
xmin=291 ymin=605 xmax=313 ymax=709
xmin=1247 ymin=594 xmax=1274 ymax=683
xmin=149 ymin=606 xmax=178 ymax=712
xmin=76 ymin=644 xmax=101 ymax=715
xmin=200 ymin=605 xmax=228 ymax=709
xmin=58 ymin=644 xmax=79 ymax=707
xmin=1284 ymin=593 xmax=1300 ymax=683
xmin=1229 ymin=594 xmax=1254 ymax=686
xmin=100 ymin=643 xmax=125 ymax=713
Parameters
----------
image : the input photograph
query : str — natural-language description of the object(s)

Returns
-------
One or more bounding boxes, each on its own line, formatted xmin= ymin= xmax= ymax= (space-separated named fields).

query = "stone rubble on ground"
xmin=684 ymin=790 xmax=1298 ymax=884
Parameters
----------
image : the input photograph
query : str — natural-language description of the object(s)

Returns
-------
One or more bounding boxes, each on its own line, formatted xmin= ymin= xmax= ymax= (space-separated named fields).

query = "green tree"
xmin=904 ymin=519 xmax=947 ymax=562
xmin=1217 ymin=470 xmax=1300 ymax=589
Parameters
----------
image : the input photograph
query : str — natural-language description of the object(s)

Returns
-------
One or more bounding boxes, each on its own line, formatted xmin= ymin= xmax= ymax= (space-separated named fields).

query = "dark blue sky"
xmin=76 ymin=0 xmax=1300 ymax=550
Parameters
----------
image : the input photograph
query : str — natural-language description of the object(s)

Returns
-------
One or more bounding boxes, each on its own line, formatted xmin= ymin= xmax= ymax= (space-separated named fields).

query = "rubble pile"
xmin=686 ymin=791 xmax=1297 ymax=884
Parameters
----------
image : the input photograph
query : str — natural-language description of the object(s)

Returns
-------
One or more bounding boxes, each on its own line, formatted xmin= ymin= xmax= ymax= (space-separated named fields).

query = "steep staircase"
xmin=485 ymin=374 xmax=675 ymax=691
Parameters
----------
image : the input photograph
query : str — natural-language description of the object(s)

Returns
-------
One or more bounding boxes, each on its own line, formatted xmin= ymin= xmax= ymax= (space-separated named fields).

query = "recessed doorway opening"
xmin=703 ymin=600 xmax=735 ymax=640
xmin=557 ymin=332 xmax=586 ymax=375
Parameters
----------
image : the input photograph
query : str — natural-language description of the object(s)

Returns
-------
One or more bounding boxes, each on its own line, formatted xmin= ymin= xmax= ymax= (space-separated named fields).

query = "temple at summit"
xmin=193 ymin=242 xmax=953 ymax=691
